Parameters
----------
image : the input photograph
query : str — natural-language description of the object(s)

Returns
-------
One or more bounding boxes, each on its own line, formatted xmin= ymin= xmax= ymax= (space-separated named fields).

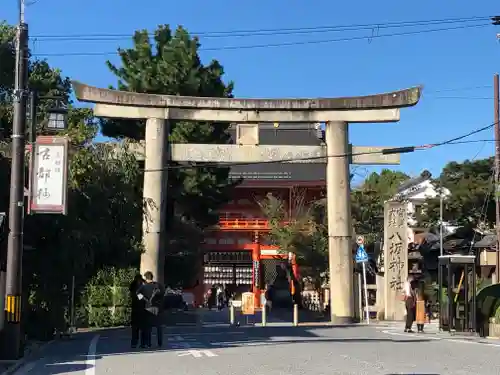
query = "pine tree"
xmin=101 ymin=25 xmax=239 ymax=262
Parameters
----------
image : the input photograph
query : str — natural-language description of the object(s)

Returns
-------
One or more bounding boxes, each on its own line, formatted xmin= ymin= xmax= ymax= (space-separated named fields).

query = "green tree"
xmin=0 ymin=21 xmax=145 ymax=335
xmin=416 ymin=157 xmax=494 ymax=229
xmin=0 ymin=23 xmax=72 ymax=143
xmin=23 ymin=132 xmax=144 ymax=335
xmin=100 ymin=25 xmax=239 ymax=286
xmin=101 ymin=25 xmax=237 ymax=227
xmin=351 ymin=169 xmax=409 ymax=243
xmin=258 ymin=193 xmax=328 ymax=290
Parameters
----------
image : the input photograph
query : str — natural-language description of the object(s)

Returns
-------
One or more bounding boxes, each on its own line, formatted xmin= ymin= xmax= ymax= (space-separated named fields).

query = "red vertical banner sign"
xmin=30 ymin=136 xmax=69 ymax=215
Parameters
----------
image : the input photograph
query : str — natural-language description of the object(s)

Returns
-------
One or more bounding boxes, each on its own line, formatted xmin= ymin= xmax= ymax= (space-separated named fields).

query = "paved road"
xmin=10 ymin=310 xmax=500 ymax=375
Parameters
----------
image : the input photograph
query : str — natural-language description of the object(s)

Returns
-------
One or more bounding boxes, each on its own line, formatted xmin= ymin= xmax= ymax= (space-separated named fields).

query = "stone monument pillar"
xmin=375 ymin=273 xmax=385 ymax=319
xmin=383 ymin=201 xmax=408 ymax=321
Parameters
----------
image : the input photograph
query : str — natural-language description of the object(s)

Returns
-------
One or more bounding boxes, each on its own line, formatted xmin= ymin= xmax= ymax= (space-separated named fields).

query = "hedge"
xmin=79 ymin=267 xmax=138 ymax=327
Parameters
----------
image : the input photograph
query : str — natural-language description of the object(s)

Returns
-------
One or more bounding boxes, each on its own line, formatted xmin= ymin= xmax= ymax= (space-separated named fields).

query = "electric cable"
xmin=32 ymin=16 xmax=491 ymax=40
xmin=32 ymin=21 xmax=491 ymax=57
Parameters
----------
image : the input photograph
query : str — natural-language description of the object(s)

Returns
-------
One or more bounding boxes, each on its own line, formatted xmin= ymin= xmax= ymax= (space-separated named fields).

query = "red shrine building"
xmin=191 ymin=124 xmax=326 ymax=307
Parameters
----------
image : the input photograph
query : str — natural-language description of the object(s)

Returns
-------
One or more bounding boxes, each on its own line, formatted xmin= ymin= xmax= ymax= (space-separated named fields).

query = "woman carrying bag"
xmin=403 ymin=276 xmax=416 ymax=333
xmin=415 ymin=282 xmax=427 ymax=333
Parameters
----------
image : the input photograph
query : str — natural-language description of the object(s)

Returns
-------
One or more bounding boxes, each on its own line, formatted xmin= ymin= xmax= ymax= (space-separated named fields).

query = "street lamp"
xmin=28 ymin=93 xmax=69 ymax=141
xmin=46 ymin=107 xmax=68 ymax=131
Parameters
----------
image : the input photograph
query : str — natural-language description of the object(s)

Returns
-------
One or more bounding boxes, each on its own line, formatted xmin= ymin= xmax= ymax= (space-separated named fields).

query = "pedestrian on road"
xmin=415 ymin=283 xmax=427 ymax=333
xmin=129 ymin=274 xmax=145 ymax=348
xmin=403 ymin=276 xmax=416 ymax=333
xmin=136 ymin=271 xmax=165 ymax=348
xmin=216 ymin=285 xmax=224 ymax=311
xmin=265 ymin=284 xmax=274 ymax=313
xmin=208 ymin=285 xmax=217 ymax=310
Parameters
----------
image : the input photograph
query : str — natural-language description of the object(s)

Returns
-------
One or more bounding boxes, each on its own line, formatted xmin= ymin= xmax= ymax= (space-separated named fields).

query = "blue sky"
xmin=3 ymin=0 xmax=500 ymax=181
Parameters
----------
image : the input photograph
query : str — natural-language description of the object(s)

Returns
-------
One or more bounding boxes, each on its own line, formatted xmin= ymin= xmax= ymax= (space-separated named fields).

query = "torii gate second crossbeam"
xmin=72 ymin=81 xmax=422 ymax=324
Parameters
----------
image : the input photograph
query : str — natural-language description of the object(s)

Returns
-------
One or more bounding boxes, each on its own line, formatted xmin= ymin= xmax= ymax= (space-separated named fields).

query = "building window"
xmin=413 ymin=203 xmax=424 ymax=217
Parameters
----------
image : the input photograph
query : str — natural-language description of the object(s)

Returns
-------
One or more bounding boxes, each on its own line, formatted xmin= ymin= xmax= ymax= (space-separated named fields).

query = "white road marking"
xmin=167 ymin=336 xmax=196 ymax=342
xmin=168 ymin=334 xmax=219 ymax=357
xmin=177 ymin=350 xmax=217 ymax=358
xmin=450 ymin=338 xmax=500 ymax=348
xmin=381 ymin=329 xmax=500 ymax=347
xmin=165 ymin=331 xmax=244 ymax=337
xmin=201 ymin=350 xmax=217 ymax=357
xmin=85 ymin=334 xmax=100 ymax=375
xmin=178 ymin=350 xmax=202 ymax=358
xmin=210 ymin=341 xmax=262 ymax=347
xmin=381 ymin=330 xmax=441 ymax=340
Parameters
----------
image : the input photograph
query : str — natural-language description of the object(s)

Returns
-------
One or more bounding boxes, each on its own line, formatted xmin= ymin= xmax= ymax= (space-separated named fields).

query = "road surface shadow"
xmin=62 ymin=336 xmax=432 ymax=360
xmin=84 ymin=324 xmax=433 ymax=358
xmin=42 ymin=363 xmax=92 ymax=374
xmin=27 ymin=323 xmax=435 ymax=372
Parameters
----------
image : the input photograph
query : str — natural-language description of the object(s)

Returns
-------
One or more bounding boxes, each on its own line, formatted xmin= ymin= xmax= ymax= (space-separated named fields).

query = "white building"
xmin=391 ymin=170 xmax=457 ymax=233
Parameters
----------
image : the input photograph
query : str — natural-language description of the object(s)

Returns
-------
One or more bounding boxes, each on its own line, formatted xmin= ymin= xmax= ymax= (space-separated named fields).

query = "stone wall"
xmin=383 ymin=201 xmax=409 ymax=321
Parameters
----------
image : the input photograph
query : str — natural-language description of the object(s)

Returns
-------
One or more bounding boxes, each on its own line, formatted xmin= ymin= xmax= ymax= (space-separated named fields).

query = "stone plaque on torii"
xmin=72 ymin=81 xmax=421 ymax=324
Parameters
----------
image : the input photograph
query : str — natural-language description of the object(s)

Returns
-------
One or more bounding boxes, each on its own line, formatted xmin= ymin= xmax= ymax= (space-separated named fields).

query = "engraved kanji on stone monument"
xmin=383 ymin=200 xmax=409 ymax=320
xmin=387 ymin=232 xmax=405 ymax=291
xmin=388 ymin=207 xmax=406 ymax=228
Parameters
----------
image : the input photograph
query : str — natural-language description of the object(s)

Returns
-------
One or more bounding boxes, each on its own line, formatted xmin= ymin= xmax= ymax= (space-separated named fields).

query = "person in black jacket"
xmin=129 ymin=274 xmax=145 ymax=348
xmin=136 ymin=271 xmax=165 ymax=348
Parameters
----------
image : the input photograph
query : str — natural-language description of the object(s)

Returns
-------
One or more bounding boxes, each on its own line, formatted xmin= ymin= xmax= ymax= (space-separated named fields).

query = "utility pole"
xmin=439 ymin=192 xmax=443 ymax=257
xmin=495 ymin=73 xmax=500 ymax=284
xmin=3 ymin=0 xmax=29 ymax=359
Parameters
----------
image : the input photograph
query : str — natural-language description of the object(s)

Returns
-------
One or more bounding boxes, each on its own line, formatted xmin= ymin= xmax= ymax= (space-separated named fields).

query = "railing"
xmin=217 ymin=219 xmax=272 ymax=230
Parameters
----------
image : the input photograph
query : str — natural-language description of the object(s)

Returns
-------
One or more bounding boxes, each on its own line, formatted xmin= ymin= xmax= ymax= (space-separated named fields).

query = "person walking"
xmin=415 ymin=283 xmax=427 ymax=333
xmin=136 ymin=271 xmax=165 ymax=348
xmin=129 ymin=274 xmax=145 ymax=348
xmin=216 ymin=285 xmax=224 ymax=311
xmin=403 ymin=276 xmax=416 ymax=333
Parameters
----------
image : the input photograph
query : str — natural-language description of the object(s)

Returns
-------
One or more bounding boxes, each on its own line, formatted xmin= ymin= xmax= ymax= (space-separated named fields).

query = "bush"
xmin=494 ymin=303 xmax=500 ymax=324
xmin=80 ymin=267 xmax=138 ymax=327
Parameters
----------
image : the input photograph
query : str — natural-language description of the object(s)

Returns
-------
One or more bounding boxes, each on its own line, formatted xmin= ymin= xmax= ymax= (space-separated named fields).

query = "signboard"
xmin=30 ymin=136 xmax=69 ymax=215
xmin=355 ymin=244 xmax=369 ymax=263
xmin=204 ymin=251 xmax=252 ymax=263
xmin=252 ymin=260 xmax=260 ymax=288
xmin=241 ymin=292 xmax=255 ymax=315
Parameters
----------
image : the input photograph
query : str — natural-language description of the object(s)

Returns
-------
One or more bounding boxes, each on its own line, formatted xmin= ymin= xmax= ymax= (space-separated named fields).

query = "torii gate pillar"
xmin=72 ymin=81 xmax=422 ymax=324
xmin=325 ymin=121 xmax=353 ymax=322
xmin=142 ymin=118 xmax=169 ymax=283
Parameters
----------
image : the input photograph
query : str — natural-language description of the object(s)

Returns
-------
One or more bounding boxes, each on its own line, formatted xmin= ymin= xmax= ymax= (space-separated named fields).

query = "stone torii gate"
xmin=72 ymin=81 xmax=421 ymax=323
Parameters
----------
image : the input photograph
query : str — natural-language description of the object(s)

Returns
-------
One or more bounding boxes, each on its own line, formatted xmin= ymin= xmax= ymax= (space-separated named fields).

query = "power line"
xmin=32 ymin=22 xmax=491 ymax=57
xmin=32 ymin=16 xmax=491 ymax=41
xmin=140 ymin=121 xmax=498 ymax=172
xmin=425 ymin=96 xmax=496 ymax=100
xmin=428 ymin=122 xmax=496 ymax=147
xmin=427 ymin=85 xmax=493 ymax=93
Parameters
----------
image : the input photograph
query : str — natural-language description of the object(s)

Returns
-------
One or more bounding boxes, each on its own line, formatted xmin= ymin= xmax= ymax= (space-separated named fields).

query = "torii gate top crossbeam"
xmin=72 ymin=81 xmax=422 ymax=111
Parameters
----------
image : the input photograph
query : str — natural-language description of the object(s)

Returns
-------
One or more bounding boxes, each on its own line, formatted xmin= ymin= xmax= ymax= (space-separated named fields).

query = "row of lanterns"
xmin=203 ymin=265 xmax=252 ymax=285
